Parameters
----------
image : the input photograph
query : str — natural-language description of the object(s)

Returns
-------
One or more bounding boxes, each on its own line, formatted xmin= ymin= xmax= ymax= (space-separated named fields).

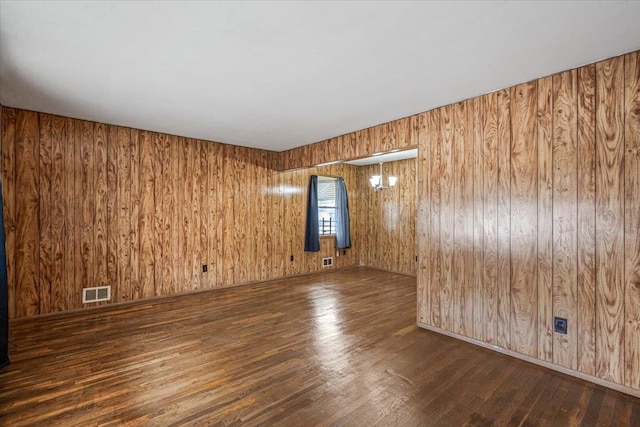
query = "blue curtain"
xmin=304 ymin=175 xmax=320 ymax=252
xmin=0 ymin=180 xmax=9 ymax=368
xmin=335 ymin=177 xmax=351 ymax=249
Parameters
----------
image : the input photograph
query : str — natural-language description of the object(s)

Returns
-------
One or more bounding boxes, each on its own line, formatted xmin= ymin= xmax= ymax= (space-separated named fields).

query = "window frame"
xmin=316 ymin=176 xmax=337 ymax=236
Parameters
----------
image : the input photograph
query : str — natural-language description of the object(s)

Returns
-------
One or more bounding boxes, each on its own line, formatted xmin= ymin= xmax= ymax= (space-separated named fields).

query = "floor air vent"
xmin=322 ymin=257 xmax=333 ymax=268
xmin=83 ymin=286 xmax=111 ymax=303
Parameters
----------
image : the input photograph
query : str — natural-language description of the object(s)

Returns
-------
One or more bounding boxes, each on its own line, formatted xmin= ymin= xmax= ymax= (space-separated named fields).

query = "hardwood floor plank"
xmin=2 ymin=268 xmax=638 ymax=426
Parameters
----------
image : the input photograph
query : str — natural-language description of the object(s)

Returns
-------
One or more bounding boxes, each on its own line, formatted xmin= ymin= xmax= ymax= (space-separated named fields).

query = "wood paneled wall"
xmin=280 ymin=117 xmax=417 ymax=170
xmin=356 ymin=158 xmax=416 ymax=275
xmin=277 ymin=163 xmax=360 ymax=276
xmin=0 ymin=109 xmax=359 ymax=319
xmin=417 ymin=51 xmax=640 ymax=391
xmin=2 ymin=46 xmax=639 ymax=395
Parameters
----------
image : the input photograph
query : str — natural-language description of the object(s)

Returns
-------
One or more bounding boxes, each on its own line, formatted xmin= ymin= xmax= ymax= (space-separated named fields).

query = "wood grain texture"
xmin=439 ymin=105 xmax=455 ymax=331
xmin=116 ymin=126 xmax=131 ymax=303
xmin=63 ymin=118 xmax=75 ymax=310
xmin=1 ymin=107 xmax=16 ymax=320
xmin=190 ymin=139 xmax=202 ymax=290
xmin=472 ymin=97 xmax=484 ymax=341
xmin=552 ymin=70 xmax=578 ymax=369
xmin=79 ymin=120 xmax=95 ymax=296
xmin=482 ymin=92 xmax=498 ymax=345
xmin=15 ymin=110 xmax=40 ymax=317
xmin=357 ymin=158 xmax=416 ymax=276
xmin=94 ymin=123 xmax=108 ymax=292
xmin=510 ymin=82 xmax=538 ymax=357
xmin=3 ymin=49 xmax=640 ymax=397
xmin=161 ymin=134 xmax=175 ymax=295
xmin=537 ymin=76 xmax=554 ymax=363
xmin=624 ymin=51 xmax=640 ymax=389
xmin=106 ymin=125 xmax=118 ymax=305
xmin=416 ymin=113 xmax=431 ymax=324
xmin=138 ymin=130 xmax=155 ymax=299
xmin=51 ymin=115 xmax=67 ymax=312
xmin=129 ymin=130 xmax=141 ymax=302
xmin=153 ymin=132 xmax=164 ymax=296
xmin=453 ymin=100 xmax=474 ymax=337
xmin=38 ymin=113 xmax=52 ymax=314
xmin=429 ymin=108 xmax=442 ymax=328
xmin=496 ymin=89 xmax=511 ymax=349
xmin=413 ymin=51 xmax=640 ymax=392
xmin=595 ymin=56 xmax=625 ymax=384
xmin=577 ymin=64 xmax=597 ymax=376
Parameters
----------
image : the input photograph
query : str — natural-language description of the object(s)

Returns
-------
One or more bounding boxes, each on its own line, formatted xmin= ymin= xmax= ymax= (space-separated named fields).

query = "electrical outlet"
xmin=554 ymin=317 xmax=567 ymax=334
xmin=202 ymin=264 xmax=208 ymax=273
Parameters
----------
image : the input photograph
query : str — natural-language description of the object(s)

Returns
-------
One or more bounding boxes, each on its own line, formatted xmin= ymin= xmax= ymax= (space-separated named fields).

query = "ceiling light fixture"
xmin=370 ymin=162 xmax=397 ymax=191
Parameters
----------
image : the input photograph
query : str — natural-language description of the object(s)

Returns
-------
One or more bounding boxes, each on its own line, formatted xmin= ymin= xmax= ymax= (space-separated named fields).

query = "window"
xmin=317 ymin=176 xmax=337 ymax=235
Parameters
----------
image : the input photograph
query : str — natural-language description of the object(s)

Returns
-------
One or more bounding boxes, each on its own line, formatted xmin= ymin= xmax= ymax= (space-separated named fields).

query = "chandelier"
xmin=369 ymin=162 xmax=397 ymax=191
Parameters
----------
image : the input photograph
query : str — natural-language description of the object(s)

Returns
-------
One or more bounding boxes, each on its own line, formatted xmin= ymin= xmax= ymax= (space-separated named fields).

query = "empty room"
xmin=1 ymin=1 xmax=640 ymax=425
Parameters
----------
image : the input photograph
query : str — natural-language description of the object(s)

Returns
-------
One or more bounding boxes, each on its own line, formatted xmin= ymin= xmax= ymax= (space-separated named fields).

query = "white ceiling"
xmin=1 ymin=2 xmax=640 ymax=152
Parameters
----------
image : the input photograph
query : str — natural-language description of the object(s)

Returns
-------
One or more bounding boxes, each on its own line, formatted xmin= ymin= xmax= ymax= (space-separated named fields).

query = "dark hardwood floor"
xmin=1 ymin=268 xmax=639 ymax=426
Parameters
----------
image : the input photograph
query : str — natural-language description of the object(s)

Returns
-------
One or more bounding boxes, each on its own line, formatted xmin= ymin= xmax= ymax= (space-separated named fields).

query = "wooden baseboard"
xmin=11 ymin=265 xmax=361 ymax=322
xmin=357 ymin=264 xmax=417 ymax=277
xmin=417 ymin=322 xmax=640 ymax=399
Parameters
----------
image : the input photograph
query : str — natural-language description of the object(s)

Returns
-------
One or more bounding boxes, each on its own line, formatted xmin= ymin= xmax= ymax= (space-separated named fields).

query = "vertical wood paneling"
xmin=116 ymin=127 xmax=131 ymax=303
xmin=510 ymin=81 xmax=538 ymax=357
xmin=439 ymin=105 xmax=455 ymax=331
xmin=38 ymin=113 xmax=52 ymax=314
xmin=537 ymin=76 xmax=554 ymax=363
xmin=577 ymin=65 xmax=597 ymax=375
xmin=223 ymin=145 xmax=234 ymax=286
xmin=357 ymin=159 xmax=416 ymax=276
xmin=199 ymin=140 xmax=209 ymax=288
xmin=482 ymin=93 xmax=498 ymax=344
xmin=191 ymin=139 xmax=202 ymax=290
xmin=472 ymin=98 xmax=484 ymax=341
xmin=215 ymin=141 xmax=225 ymax=286
xmin=94 ymin=123 xmax=107 ymax=289
xmin=429 ymin=109 xmax=442 ymax=328
xmin=15 ymin=110 xmax=40 ymax=317
xmin=4 ymin=49 xmax=640 ymax=396
xmin=552 ymin=70 xmax=578 ymax=369
xmin=169 ymin=136 xmax=181 ymax=293
xmin=624 ymin=51 xmax=640 ymax=389
xmin=358 ymin=166 xmax=371 ymax=269
xmin=453 ymin=100 xmax=474 ymax=336
xmin=106 ymin=125 xmax=118 ymax=304
xmin=496 ymin=89 xmax=511 ymax=349
xmin=160 ymin=134 xmax=174 ymax=295
xmin=63 ymin=118 xmax=75 ymax=309
xmin=273 ymin=168 xmax=284 ymax=278
xmin=50 ymin=115 xmax=66 ymax=312
xmin=256 ymin=151 xmax=268 ymax=281
xmin=1 ymin=107 xmax=16 ymax=319
xmin=138 ymin=131 xmax=154 ymax=299
xmin=233 ymin=147 xmax=246 ymax=284
xmin=181 ymin=137 xmax=194 ymax=290
xmin=79 ymin=120 xmax=95 ymax=295
xmin=595 ymin=56 xmax=625 ymax=384
xmin=152 ymin=133 xmax=164 ymax=296
xmin=129 ymin=130 xmax=141 ymax=301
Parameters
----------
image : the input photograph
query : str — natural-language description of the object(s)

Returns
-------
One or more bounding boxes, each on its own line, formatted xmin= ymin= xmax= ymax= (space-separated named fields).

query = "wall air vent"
xmin=83 ymin=286 xmax=111 ymax=303
xmin=322 ymin=257 xmax=334 ymax=268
